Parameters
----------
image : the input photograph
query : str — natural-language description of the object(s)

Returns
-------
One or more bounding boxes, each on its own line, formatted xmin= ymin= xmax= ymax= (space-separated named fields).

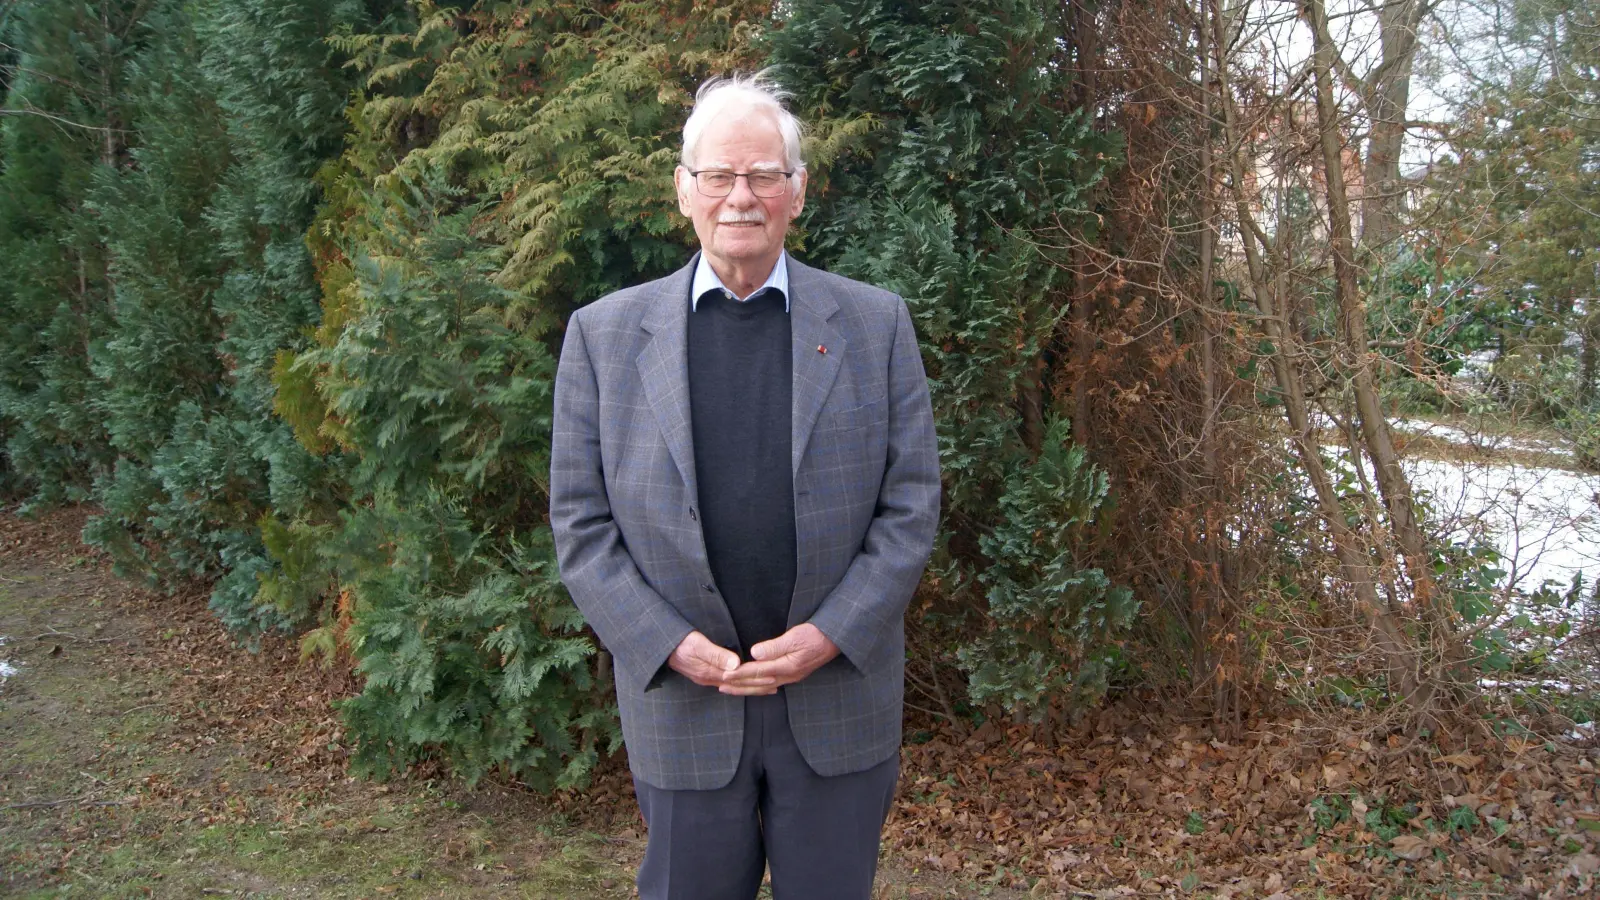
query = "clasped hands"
xmin=668 ymin=624 xmax=839 ymax=695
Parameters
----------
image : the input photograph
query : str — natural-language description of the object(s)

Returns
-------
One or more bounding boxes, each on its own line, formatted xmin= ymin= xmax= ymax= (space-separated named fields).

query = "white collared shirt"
xmin=691 ymin=251 xmax=790 ymax=313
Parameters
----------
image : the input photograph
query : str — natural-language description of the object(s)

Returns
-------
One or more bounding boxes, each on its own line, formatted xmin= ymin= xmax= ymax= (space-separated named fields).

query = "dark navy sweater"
xmin=687 ymin=287 xmax=797 ymax=655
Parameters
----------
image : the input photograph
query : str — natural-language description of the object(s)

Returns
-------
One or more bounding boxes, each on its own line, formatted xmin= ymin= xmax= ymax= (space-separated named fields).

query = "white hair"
xmin=680 ymin=71 xmax=806 ymax=172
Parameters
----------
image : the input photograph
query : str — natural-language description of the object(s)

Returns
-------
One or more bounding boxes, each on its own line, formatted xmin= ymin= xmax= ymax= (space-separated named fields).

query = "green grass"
xmin=0 ymin=576 xmax=635 ymax=899
xmin=0 ymin=553 xmax=1033 ymax=900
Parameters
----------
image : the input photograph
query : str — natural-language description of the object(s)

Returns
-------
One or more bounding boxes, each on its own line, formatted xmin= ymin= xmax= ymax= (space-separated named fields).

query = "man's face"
xmin=675 ymin=110 xmax=807 ymax=275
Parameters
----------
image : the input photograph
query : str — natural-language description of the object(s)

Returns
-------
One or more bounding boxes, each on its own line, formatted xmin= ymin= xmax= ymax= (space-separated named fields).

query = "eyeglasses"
xmin=688 ymin=169 xmax=794 ymax=198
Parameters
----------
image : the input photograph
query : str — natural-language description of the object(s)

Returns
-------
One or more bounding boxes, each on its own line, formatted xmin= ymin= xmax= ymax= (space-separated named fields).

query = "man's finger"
xmin=688 ymin=633 xmax=738 ymax=668
xmin=721 ymin=669 xmax=778 ymax=687
xmin=725 ymin=658 xmax=796 ymax=683
xmin=749 ymin=636 xmax=791 ymax=661
xmin=691 ymin=662 xmax=736 ymax=685
xmin=718 ymin=682 xmax=779 ymax=696
xmin=670 ymin=632 xmax=743 ymax=685
xmin=696 ymin=644 xmax=738 ymax=672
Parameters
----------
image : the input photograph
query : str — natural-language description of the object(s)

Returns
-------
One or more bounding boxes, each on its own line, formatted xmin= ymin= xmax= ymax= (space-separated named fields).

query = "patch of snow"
xmin=1479 ymin=679 xmax=1583 ymax=692
xmin=1392 ymin=418 xmax=1573 ymax=460
xmin=0 ymin=634 xmax=14 ymax=683
xmin=1405 ymin=457 xmax=1600 ymax=603
xmin=1458 ymin=349 xmax=1497 ymax=381
xmin=1301 ymin=423 xmax=1593 ymax=607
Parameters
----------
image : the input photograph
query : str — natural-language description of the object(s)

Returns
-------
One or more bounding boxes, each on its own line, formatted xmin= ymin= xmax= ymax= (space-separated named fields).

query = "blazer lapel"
xmin=788 ymin=258 xmax=846 ymax=475
xmin=637 ymin=259 xmax=699 ymax=498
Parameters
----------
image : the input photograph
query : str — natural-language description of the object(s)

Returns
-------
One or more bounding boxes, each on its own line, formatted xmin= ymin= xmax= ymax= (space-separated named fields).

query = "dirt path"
xmin=0 ymin=509 xmax=1012 ymax=899
xmin=0 ymin=519 xmax=628 ymax=898
xmin=5 ymin=507 xmax=1598 ymax=898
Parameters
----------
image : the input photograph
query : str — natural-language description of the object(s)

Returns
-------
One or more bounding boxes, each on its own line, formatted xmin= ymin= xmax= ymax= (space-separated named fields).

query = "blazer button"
xmin=689 ymin=507 xmax=697 ymax=521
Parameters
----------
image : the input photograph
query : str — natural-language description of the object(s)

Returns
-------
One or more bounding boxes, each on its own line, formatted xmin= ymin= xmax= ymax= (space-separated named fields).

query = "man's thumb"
xmin=696 ymin=638 xmax=736 ymax=671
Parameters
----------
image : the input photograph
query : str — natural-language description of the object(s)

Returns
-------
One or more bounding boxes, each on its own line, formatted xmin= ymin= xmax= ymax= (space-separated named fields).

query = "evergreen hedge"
xmin=0 ymin=0 xmax=1130 ymax=787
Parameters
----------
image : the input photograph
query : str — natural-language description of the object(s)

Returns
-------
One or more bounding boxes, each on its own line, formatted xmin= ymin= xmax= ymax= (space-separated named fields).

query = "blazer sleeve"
xmin=807 ymin=296 xmax=941 ymax=671
xmin=550 ymin=309 xmax=695 ymax=694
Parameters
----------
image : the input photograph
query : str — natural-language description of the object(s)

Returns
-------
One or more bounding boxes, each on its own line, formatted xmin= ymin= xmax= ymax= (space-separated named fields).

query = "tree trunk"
xmin=1069 ymin=0 xmax=1099 ymax=446
xmin=1307 ymin=0 xmax=1451 ymax=653
xmin=1020 ymin=355 xmax=1046 ymax=456
xmin=100 ymin=0 xmax=120 ymax=168
xmin=1194 ymin=0 xmax=1237 ymax=732
xmin=1357 ymin=0 xmax=1428 ymax=251
xmin=1212 ymin=0 xmax=1430 ymax=712
xmin=1579 ymin=306 xmax=1598 ymax=412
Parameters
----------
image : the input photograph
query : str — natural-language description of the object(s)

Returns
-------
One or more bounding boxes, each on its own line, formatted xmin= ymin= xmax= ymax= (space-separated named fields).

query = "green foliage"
xmin=0 ymin=0 xmax=141 ymax=504
xmin=958 ymin=419 xmax=1138 ymax=714
xmin=1 ymin=0 xmax=1138 ymax=786
xmin=278 ymin=0 xmax=766 ymax=786
xmin=1367 ymin=250 xmax=1501 ymax=412
xmin=80 ymin=2 xmax=235 ymax=586
xmin=66 ymin=0 xmax=375 ymax=641
xmin=1424 ymin=0 xmax=1600 ymax=457
xmin=294 ymin=168 xmax=612 ymax=786
xmin=183 ymin=0 xmax=377 ymax=632
xmin=1445 ymin=804 xmax=1480 ymax=835
xmin=335 ymin=501 xmax=611 ymax=789
xmin=301 ymin=180 xmax=560 ymax=507
xmin=1307 ymin=791 xmax=1421 ymax=840
xmin=769 ymin=0 xmax=1128 ymax=717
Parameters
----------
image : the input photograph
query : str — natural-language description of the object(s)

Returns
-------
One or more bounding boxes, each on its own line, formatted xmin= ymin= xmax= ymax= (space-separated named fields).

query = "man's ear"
xmin=788 ymin=167 xmax=808 ymax=221
xmin=675 ymin=166 xmax=693 ymax=217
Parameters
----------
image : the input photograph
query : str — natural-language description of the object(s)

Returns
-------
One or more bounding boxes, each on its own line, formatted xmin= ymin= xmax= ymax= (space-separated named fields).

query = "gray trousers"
xmin=632 ymin=690 xmax=900 ymax=900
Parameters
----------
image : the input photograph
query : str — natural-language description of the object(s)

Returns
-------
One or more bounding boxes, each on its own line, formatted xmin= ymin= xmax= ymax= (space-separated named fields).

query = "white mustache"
xmin=717 ymin=211 xmax=767 ymax=225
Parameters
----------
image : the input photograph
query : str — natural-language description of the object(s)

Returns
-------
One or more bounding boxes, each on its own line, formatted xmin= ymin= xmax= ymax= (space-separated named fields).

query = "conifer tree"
xmin=1429 ymin=0 xmax=1599 ymax=465
xmin=187 ymin=0 xmax=377 ymax=631
xmin=769 ymin=0 xmax=1135 ymax=717
xmin=78 ymin=0 xmax=376 ymax=637
xmin=0 ymin=0 xmax=146 ymax=505
xmin=277 ymin=0 xmax=768 ymax=785
xmin=80 ymin=1 xmax=234 ymax=585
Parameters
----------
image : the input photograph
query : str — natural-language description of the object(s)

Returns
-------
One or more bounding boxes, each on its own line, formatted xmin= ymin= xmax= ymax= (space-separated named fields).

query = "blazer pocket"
xmin=824 ymin=398 xmax=884 ymax=432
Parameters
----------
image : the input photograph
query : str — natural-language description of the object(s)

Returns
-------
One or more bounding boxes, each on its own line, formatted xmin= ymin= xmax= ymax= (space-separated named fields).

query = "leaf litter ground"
xmin=1 ymin=506 xmax=1595 ymax=898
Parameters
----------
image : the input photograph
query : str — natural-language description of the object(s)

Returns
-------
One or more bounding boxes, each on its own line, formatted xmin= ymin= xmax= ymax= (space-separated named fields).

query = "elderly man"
xmin=550 ymin=72 xmax=940 ymax=900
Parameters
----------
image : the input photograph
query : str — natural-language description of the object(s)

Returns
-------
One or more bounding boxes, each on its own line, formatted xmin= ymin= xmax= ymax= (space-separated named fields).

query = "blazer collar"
xmin=637 ymin=258 xmax=699 ymax=496
xmin=639 ymin=256 xmax=697 ymax=336
xmin=639 ymin=253 xmax=837 ymax=330
xmin=637 ymin=253 xmax=846 ymax=488
xmin=691 ymin=251 xmax=791 ymax=311
xmin=786 ymin=257 xmax=845 ymax=474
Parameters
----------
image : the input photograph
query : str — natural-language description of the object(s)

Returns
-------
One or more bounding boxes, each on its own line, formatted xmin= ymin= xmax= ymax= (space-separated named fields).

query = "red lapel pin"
xmin=817 ymin=345 xmax=827 ymax=354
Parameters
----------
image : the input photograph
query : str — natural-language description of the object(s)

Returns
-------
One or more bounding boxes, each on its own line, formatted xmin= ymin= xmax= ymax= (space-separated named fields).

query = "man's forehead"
xmin=695 ymin=112 xmax=786 ymax=165
xmin=694 ymin=157 xmax=788 ymax=171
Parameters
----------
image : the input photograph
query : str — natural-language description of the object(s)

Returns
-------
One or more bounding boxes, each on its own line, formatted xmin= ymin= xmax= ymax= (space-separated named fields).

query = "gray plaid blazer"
xmin=550 ymin=254 xmax=940 ymax=791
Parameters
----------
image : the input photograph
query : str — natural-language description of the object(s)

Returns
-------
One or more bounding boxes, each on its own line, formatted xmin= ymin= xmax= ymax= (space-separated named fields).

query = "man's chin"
xmin=713 ymin=231 xmax=770 ymax=250
xmin=708 ymin=243 xmax=778 ymax=266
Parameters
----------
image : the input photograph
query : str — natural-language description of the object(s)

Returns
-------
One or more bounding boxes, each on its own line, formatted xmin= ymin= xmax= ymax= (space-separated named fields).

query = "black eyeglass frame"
xmin=687 ymin=169 xmax=797 ymax=198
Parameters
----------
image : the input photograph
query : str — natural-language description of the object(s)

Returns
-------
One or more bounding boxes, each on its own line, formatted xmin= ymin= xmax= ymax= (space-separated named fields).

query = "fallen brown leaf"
xmin=1389 ymin=834 xmax=1432 ymax=861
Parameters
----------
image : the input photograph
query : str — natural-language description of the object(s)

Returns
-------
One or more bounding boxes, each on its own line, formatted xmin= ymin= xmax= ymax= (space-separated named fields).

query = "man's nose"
xmin=725 ymin=175 xmax=759 ymax=206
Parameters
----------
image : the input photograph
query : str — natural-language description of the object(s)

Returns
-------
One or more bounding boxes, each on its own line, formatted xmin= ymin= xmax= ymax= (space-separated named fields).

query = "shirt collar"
xmin=691 ymin=251 xmax=790 ymax=313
